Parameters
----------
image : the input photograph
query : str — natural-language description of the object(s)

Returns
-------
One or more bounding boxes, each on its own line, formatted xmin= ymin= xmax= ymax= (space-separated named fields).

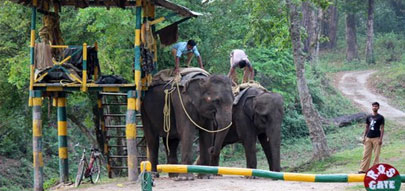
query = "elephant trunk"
xmin=266 ymin=123 xmax=281 ymax=172
xmin=209 ymin=105 xmax=232 ymax=166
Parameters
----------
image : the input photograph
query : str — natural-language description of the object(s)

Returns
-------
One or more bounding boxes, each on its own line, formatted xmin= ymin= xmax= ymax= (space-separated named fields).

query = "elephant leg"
xmin=163 ymin=138 xmax=180 ymax=177
xmin=242 ymin=136 xmax=257 ymax=169
xmin=146 ymin=135 xmax=159 ymax=174
xmin=142 ymin=112 xmax=160 ymax=175
xmin=258 ymin=133 xmax=273 ymax=171
xmin=197 ymin=130 xmax=212 ymax=179
xmin=176 ymin=120 xmax=196 ymax=181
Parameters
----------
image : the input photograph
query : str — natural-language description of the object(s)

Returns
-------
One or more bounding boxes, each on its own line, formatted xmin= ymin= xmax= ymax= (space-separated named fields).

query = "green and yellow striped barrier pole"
xmin=32 ymin=90 xmax=43 ymax=191
xmin=157 ymin=165 xmax=371 ymax=183
xmin=81 ymin=43 xmax=88 ymax=92
xmin=29 ymin=1 xmax=37 ymax=106
xmin=134 ymin=0 xmax=142 ymax=112
xmin=126 ymin=91 xmax=138 ymax=181
xmin=141 ymin=161 xmax=152 ymax=191
xmin=57 ymin=93 xmax=68 ymax=183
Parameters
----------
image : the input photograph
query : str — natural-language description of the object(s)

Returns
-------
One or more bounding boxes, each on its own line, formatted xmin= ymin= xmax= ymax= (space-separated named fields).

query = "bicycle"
xmin=75 ymin=147 xmax=102 ymax=187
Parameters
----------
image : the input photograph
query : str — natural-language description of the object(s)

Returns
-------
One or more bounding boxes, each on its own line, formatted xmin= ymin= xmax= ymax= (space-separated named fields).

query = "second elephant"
xmin=211 ymin=87 xmax=283 ymax=171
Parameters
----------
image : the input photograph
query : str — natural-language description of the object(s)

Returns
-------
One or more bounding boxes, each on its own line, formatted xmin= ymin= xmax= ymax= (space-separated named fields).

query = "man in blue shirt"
xmin=171 ymin=40 xmax=204 ymax=74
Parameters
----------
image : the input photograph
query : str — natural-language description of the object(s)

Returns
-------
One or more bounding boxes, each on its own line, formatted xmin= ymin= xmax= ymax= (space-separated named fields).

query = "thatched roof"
xmin=10 ymin=0 xmax=201 ymax=17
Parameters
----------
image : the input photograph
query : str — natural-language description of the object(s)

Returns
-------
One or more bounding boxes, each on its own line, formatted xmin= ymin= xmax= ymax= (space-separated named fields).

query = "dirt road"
xmin=60 ymin=176 xmax=359 ymax=191
xmin=338 ymin=70 xmax=405 ymax=120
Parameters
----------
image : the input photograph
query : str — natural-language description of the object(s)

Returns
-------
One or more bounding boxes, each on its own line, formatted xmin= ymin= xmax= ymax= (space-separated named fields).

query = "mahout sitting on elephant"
xmin=141 ymin=68 xmax=234 ymax=180
xmin=210 ymin=85 xmax=283 ymax=172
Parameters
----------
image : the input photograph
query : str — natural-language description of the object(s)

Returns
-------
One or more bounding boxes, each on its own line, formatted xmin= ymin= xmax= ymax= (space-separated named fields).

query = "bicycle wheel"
xmin=90 ymin=157 xmax=101 ymax=184
xmin=75 ymin=159 xmax=87 ymax=187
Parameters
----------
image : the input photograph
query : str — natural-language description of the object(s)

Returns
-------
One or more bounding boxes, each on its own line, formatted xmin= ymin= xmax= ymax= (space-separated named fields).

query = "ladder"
xmin=99 ymin=92 xmax=147 ymax=178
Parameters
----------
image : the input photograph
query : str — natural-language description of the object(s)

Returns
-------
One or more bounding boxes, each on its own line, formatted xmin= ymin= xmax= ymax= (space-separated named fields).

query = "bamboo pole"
xmin=126 ymin=91 xmax=138 ymax=181
xmin=157 ymin=164 xmax=371 ymax=183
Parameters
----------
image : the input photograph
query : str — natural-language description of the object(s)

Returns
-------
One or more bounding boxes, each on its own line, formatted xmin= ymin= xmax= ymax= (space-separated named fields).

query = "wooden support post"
xmin=82 ymin=43 xmax=88 ymax=92
xmin=134 ymin=0 xmax=142 ymax=112
xmin=29 ymin=4 xmax=37 ymax=106
xmin=97 ymin=94 xmax=110 ymax=178
xmin=126 ymin=91 xmax=138 ymax=181
xmin=57 ymin=93 xmax=68 ymax=183
xmin=94 ymin=42 xmax=99 ymax=81
xmin=32 ymin=90 xmax=43 ymax=191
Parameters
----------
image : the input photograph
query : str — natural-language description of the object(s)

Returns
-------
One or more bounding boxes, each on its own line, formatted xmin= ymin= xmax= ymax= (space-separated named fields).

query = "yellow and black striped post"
xmin=81 ymin=43 xmax=88 ymax=92
xmin=32 ymin=90 xmax=43 ymax=191
xmin=29 ymin=1 xmax=37 ymax=106
xmin=126 ymin=91 xmax=138 ymax=181
xmin=57 ymin=93 xmax=68 ymax=183
xmin=134 ymin=0 xmax=142 ymax=111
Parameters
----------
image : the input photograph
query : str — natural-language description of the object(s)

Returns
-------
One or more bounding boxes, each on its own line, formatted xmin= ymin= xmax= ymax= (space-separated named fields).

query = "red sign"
xmin=364 ymin=163 xmax=401 ymax=191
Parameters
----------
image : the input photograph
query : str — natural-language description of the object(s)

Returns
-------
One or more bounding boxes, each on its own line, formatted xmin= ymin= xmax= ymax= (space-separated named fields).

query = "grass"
xmin=371 ymin=62 xmax=405 ymax=111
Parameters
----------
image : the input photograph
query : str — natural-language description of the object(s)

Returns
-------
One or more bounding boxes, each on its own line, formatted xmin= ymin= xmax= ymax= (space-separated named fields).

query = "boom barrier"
xmin=156 ymin=164 xmax=405 ymax=183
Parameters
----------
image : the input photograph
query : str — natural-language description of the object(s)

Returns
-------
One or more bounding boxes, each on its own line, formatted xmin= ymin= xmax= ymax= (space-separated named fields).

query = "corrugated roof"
xmin=9 ymin=0 xmax=201 ymax=17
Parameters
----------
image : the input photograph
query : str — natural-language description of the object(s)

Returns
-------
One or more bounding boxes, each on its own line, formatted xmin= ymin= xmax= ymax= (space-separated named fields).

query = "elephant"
xmin=141 ymin=72 xmax=234 ymax=180
xmin=210 ymin=87 xmax=283 ymax=172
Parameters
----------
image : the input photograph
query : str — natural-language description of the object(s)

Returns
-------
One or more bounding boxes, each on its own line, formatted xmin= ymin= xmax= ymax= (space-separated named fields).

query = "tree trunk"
xmin=67 ymin=113 xmax=98 ymax=147
xmin=321 ymin=4 xmax=338 ymax=49
xmin=314 ymin=9 xmax=323 ymax=64
xmin=365 ymin=0 xmax=375 ymax=64
xmin=345 ymin=13 xmax=359 ymax=62
xmin=302 ymin=2 xmax=323 ymax=63
xmin=301 ymin=1 xmax=313 ymax=55
xmin=287 ymin=0 xmax=330 ymax=160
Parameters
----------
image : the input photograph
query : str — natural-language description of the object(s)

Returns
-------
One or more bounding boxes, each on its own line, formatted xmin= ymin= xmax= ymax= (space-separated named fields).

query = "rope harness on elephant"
xmin=163 ymin=84 xmax=176 ymax=154
xmin=162 ymin=79 xmax=233 ymax=154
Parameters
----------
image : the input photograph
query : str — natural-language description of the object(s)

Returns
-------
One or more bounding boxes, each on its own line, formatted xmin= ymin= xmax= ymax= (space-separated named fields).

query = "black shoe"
xmin=358 ymin=171 xmax=366 ymax=174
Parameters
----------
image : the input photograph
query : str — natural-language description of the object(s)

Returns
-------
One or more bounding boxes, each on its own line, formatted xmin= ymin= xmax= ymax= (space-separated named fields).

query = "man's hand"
xmin=362 ymin=138 xmax=366 ymax=144
xmin=379 ymin=139 xmax=383 ymax=145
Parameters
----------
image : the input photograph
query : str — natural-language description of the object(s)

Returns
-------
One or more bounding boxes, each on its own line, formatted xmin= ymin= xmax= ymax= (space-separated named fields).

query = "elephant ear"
xmin=243 ymin=96 xmax=255 ymax=121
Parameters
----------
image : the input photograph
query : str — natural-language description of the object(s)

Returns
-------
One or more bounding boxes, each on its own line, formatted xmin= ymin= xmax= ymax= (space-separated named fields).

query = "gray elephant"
xmin=210 ymin=87 xmax=283 ymax=172
xmin=141 ymin=72 xmax=234 ymax=180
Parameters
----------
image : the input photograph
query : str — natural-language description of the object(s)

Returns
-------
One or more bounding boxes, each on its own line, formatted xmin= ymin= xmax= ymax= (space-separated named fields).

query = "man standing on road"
xmin=358 ymin=102 xmax=385 ymax=173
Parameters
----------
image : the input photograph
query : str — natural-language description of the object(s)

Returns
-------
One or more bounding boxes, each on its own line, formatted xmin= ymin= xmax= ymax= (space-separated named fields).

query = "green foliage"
xmin=374 ymin=32 xmax=405 ymax=64
xmin=372 ymin=62 xmax=405 ymax=111
xmin=245 ymin=0 xmax=290 ymax=49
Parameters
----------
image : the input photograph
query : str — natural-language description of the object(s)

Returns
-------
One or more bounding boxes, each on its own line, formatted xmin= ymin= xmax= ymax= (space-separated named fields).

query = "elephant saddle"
xmin=150 ymin=67 xmax=210 ymax=88
xmin=233 ymin=81 xmax=269 ymax=105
